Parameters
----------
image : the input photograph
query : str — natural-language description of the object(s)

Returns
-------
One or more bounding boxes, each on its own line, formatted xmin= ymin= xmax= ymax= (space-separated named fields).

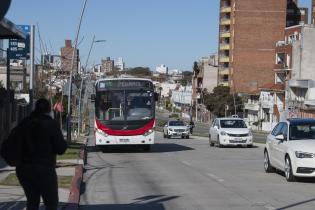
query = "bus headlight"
xmin=143 ymin=129 xmax=154 ymax=136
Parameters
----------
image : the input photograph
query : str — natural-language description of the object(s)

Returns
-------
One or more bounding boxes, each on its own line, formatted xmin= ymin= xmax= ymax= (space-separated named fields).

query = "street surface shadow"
xmin=0 ymin=201 xmax=67 ymax=210
xmin=80 ymin=195 xmax=179 ymax=210
xmin=212 ymin=145 xmax=259 ymax=149
xmin=86 ymin=143 xmax=194 ymax=154
xmin=274 ymin=170 xmax=315 ymax=183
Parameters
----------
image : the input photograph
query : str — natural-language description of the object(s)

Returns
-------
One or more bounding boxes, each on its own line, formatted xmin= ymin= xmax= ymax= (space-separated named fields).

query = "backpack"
xmin=0 ymin=119 xmax=33 ymax=167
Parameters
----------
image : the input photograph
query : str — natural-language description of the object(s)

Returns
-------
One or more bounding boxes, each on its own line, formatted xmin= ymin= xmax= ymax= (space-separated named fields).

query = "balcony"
xmin=289 ymin=79 xmax=315 ymax=89
xmin=245 ymin=102 xmax=260 ymax=111
xmin=220 ymin=43 xmax=230 ymax=50
xmin=219 ymin=56 xmax=230 ymax=63
xmin=219 ymin=68 xmax=229 ymax=75
xmin=221 ymin=6 xmax=231 ymax=13
xmin=220 ymin=18 xmax=231 ymax=25
xmin=220 ymin=31 xmax=231 ymax=38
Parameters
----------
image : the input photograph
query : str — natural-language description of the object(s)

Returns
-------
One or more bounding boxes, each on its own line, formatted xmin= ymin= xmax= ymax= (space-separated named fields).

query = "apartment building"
xmin=218 ymin=0 xmax=303 ymax=94
xmin=60 ymin=40 xmax=80 ymax=73
xmin=192 ymin=55 xmax=218 ymax=104
xmin=101 ymin=57 xmax=114 ymax=73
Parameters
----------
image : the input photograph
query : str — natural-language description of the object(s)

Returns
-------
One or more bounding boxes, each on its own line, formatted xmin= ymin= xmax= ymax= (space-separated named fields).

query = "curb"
xmin=65 ymin=144 xmax=87 ymax=210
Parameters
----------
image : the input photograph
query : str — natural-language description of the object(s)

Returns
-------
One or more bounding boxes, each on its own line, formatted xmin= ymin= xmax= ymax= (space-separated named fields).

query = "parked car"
xmin=209 ymin=118 xmax=253 ymax=147
xmin=264 ymin=118 xmax=315 ymax=182
xmin=163 ymin=120 xmax=190 ymax=139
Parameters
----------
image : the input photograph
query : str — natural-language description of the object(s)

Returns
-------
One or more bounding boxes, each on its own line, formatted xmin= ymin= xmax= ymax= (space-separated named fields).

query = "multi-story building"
xmin=312 ymin=0 xmax=315 ymax=24
xmin=101 ymin=57 xmax=114 ymax=73
xmin=156 ymin=64 xmax=168 ymax=74
xmin=60 ymin=40 xmax=80 ymax=73
xmin=192 ymin=56 xmax=218 ymax=105
xmin=287 ymin=25 xmax=315 ymax=117
xmin=217 ymin=0 xmax=305 ymax=94
xmin=114 ymin=57 xmax=125 ymax=71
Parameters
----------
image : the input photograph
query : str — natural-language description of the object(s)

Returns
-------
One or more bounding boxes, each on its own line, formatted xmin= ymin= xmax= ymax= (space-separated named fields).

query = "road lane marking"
xmin=181 ymin=161 xmax=191 ymax=166
xmin=207 ymin=173 xmax=225 ymax=182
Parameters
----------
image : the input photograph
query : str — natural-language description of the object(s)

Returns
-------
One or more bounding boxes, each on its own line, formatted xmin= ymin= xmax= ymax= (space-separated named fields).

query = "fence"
xmin=0 ymin=88 xmax=30 ymax=151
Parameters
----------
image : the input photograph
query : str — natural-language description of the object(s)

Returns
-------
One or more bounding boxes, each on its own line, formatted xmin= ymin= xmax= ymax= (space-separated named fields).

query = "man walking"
xmin=16 ymin=98 xmax=67 ymax=210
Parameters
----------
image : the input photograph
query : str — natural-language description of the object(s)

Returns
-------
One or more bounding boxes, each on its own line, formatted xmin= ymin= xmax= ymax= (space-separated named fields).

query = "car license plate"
xmin=234 ymin=137 xmax=242 ymax=141
xmin=119 ymin=139 xmax=130 ymax=143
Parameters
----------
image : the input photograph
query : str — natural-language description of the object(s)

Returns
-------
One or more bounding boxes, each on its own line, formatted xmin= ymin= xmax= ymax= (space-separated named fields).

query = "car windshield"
xmin=169 ymin=121 xmax=185 ymax=126
xmin=220 ymin=120 xmax=247 ymax=128
xmin=289 ymin=124 xmax=315 ymax=140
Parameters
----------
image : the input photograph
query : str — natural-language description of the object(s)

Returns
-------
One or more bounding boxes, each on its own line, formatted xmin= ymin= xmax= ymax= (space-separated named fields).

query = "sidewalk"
xmin=0 ymin=156 xmax=79 ymax=209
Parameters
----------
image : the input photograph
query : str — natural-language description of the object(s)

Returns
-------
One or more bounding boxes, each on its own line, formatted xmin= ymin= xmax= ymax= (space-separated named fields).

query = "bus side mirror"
xmin=154 ymin=92 xmax=159 ymax=101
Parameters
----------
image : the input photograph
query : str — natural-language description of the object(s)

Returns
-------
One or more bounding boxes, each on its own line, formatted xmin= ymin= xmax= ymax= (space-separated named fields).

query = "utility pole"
xmin=67 ymin=0 xmax=88 ymax=143
xmin=30 ymin=25 xmax=35 ymax=110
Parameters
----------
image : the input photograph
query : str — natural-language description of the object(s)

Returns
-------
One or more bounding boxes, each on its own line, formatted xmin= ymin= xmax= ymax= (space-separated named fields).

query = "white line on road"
xmin=207 ymin=173 xmax=224 ymax=182
xmin=181 ymin=161 xmax=191 ymax=166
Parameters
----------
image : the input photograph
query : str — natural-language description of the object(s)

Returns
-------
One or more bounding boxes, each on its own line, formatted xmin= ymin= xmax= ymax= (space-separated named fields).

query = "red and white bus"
xmin=94 ymin=78 xmax=157 ymax=151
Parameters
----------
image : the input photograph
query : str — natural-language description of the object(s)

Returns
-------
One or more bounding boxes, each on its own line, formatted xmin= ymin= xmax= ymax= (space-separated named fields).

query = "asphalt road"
xmin=80 ymin=116 xmax=315 ymax=209
xmin=156 ymin=109 xmax=268 ymax=143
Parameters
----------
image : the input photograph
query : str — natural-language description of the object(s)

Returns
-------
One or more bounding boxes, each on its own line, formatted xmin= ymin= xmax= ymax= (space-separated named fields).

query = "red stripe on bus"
xmin=95 ymin=119 xmax=155 ymax=136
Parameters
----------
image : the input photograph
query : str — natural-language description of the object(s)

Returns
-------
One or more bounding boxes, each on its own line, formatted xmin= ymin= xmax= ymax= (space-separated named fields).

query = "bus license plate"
xmin=119 ymin=139 xmax=130 ymax=143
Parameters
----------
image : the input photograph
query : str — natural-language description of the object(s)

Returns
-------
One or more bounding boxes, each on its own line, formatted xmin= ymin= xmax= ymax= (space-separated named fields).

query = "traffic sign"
xmin=9 ymin=25 xmax=30 ymax=59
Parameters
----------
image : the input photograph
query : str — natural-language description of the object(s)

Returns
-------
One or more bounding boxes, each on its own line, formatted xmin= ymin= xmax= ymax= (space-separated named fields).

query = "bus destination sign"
xmin=99 ymin=80 xmax=152 ymax=89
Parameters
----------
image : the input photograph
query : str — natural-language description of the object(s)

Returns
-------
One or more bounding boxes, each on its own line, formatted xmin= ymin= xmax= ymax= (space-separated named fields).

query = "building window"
xmin=276 ymin=53 xmax=285 ymax=65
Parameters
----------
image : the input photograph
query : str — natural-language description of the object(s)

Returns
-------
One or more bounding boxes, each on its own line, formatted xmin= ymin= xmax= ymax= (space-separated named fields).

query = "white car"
xmin=264 ymin=118 xmax=315 ymax=182
xmin=163 ymin=120 xmax=190 ymax=139
xmin=209 ymin=118 xmax=253 ymax=147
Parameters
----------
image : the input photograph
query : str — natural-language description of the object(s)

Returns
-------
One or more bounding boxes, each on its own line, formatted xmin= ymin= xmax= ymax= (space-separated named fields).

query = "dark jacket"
xmin=20 ymin=112 xmax=67 ymax=167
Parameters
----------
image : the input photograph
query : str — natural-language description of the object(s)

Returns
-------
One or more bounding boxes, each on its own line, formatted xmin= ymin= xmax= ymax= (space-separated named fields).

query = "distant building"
xmin=41 ymin=54 xmax=54 ymax=67
xmin=115 ymin=57 xmax=125 ymax=71
xmin=101 ymin=57 xmax=114 ymax=73
xmin=60 ymin=40 xmax=80 ymax=73
xmin=156 ymin=64 xmax=168 ymax=74
xmin=192 ymin=56 xmax=218 ymax=106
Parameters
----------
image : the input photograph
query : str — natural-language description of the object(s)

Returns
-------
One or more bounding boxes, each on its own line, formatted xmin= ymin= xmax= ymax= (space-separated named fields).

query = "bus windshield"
xmin=96 ymin=90 xmax=154 ymax=123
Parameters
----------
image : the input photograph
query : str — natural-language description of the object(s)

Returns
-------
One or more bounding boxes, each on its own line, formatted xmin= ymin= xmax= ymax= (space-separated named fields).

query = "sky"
xmin=5 ymin=0 xmax=313 ymax=71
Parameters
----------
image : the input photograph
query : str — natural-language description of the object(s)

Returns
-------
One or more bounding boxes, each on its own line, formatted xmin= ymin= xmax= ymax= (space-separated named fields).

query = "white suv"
xmin=163 ymin=120 xmax=190 ymax=139
xmin=264 ymin=118 xmax=315 ymax=182
xmin=209 ymin=118 xmax=253 ymax=147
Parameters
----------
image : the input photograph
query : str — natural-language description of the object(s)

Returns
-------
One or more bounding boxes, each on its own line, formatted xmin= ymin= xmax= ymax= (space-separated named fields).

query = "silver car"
xmin=163 ymin=120 xmax=190 ymax=139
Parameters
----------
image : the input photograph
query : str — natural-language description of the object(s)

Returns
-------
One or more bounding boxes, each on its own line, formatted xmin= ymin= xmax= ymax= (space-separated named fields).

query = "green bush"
xmin=169 ymin=113 xmax=179 ymax=119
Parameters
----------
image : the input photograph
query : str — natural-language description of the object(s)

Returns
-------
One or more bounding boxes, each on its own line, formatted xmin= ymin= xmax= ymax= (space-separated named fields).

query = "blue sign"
xmin=9 ymin=25 xmax=30 ymax=59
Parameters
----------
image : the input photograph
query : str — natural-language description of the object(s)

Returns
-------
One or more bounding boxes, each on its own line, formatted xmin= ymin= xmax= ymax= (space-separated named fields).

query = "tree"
xmin=203 ymin=86 xmax=243 ymax=117
xmin=180 ymin=71 xmax=193 ymax=86
xmin=128 ymin=67 xmax=152 ymax=76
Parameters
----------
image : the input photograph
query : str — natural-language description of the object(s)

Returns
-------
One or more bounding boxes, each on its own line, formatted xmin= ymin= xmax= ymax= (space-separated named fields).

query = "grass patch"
xmin=57 ymin=143 xmax=82 ymax=160
xmin=0 ymin=173 xmax=73 ymax=189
